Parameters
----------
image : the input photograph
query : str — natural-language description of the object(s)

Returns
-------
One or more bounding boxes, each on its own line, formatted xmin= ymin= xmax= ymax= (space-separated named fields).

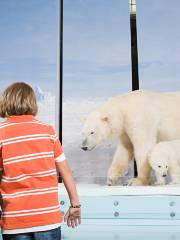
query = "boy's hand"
xmin=64 ymin=207 xmax=81 ymax=228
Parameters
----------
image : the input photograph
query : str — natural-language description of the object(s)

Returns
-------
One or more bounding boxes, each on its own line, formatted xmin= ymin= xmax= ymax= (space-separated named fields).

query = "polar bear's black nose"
xmin=81 ymin=146 xmax=88 ymax=151
xmin=162 ymin=174 xmax=167 ymax=177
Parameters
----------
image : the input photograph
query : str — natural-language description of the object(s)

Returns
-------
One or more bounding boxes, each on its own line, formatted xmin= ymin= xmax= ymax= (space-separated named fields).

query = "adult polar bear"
xmin=81 ymin=90 xmax=180 ymax=186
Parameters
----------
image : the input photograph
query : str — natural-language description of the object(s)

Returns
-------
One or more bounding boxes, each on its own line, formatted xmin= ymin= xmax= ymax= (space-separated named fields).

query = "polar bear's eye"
xmin=90 ymin=131 xmax=94 ymax=135
xmin=158 ymin=165 xmax=161 ymax=168
xmin=166 ymin=166 xmax=168 ymax=168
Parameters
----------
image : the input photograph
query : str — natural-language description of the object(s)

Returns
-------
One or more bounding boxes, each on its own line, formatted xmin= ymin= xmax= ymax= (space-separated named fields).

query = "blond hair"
xmin=0 ymin=82 xmax=38 ymax=118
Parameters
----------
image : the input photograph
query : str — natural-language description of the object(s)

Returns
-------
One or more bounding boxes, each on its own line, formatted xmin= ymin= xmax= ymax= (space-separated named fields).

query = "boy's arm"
xmin=50 ymin=126 xmax=80 ymax=206
xmin=56 ymin=160 xmax=80 ymax=206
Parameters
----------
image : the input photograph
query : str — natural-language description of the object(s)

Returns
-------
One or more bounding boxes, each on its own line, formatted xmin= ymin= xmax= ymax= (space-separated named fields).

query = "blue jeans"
xmin=2 ymin=227 xmax=61 ymax=240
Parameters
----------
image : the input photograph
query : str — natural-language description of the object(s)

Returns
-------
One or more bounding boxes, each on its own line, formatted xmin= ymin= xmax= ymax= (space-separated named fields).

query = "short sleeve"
xmin=49 ymin=126 xmax=66 ymax=163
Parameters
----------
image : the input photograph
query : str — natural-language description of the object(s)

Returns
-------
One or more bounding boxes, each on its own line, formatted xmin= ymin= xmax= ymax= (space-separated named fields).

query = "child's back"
xmin=0 ymin=114 xmax=64 ymax=233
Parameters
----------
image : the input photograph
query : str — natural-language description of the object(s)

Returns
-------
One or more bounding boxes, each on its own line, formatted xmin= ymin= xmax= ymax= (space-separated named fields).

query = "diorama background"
xmin=0 ymin=0 xmax=180 ymax=184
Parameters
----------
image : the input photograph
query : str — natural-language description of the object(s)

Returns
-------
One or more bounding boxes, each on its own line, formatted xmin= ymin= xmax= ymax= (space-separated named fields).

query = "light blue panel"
xmin=61 ymin=223 xmax=180 ymax=240
xmin=60 ymin=195 xmax=180 ymax=220
xmin=59 ymin=189 xmax=180 ymax=240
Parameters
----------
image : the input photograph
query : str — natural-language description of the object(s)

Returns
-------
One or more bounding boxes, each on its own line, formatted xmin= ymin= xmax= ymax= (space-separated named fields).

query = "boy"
xmin=0 ymin=82 xmax=81 ymax=240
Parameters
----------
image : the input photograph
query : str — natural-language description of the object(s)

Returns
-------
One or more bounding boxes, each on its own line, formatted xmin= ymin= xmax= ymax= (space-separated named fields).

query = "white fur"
xmin=81 ymin=90 xmax=180 ymax=186
xmin=148 ymin=140 xmax=180 ymax=185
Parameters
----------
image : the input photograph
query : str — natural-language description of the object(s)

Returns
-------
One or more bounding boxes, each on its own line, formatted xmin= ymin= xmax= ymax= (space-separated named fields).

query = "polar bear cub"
xmin=148 ymin=140 xmax=180 ymax=185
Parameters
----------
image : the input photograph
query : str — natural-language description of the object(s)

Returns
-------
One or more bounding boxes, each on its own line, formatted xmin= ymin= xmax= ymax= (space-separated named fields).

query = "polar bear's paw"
xmin=107 ymin=176 xmax=122 ymax=186
xmin=169 ymin=181 xmax=180 ymax=185
xmin=107 ymin=168 xmax=123 ymax=186
xmin=127 ymin=177 xmax=149 ymax=186
xmin=153 ymin=180 xmax=165 ymax=186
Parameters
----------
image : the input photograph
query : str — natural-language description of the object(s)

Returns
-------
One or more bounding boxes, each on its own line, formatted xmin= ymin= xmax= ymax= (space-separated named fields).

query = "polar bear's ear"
xmin=101 ymin=116 xmax=108 ymax=122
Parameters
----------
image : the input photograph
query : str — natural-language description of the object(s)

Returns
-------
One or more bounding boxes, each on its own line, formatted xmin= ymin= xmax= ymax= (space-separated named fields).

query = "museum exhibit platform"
xmin=59 ymin=183 xmax=180 ymax=240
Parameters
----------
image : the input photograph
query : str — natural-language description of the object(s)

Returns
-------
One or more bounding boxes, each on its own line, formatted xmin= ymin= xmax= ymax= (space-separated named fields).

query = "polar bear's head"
xmin=81 ymin=111 xmax=122 ymax=151
xmin=148 ymin=151 xmax=169 ymax=177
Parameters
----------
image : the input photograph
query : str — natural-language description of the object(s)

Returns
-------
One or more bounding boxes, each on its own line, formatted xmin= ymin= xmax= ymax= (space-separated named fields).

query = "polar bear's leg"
xmin=128 ymin=152 xmax=151 ymax=186
xmin=107 ymin=139 xmax=133 ymax=186
xmin=127 ymin=126 xmax=157 ymax=186
xmin=128 ymin=140 xmax=156 ymax=186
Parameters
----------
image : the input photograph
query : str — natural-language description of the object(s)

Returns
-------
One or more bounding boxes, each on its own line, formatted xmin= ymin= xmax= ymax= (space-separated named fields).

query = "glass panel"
xmin=137 ymin=0 xmax=180 ymax=91
xmin=137 ymin=0 xmax=180 ymax=184
xmin=0 ymin=0 xmax=58 ymax=127
xmin=63 ymin=0 xmax=132 ymax=184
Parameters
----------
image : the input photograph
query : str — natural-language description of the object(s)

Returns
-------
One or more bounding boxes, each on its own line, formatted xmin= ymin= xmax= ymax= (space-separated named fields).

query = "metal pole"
xmin=59 ymin=0 xmax=63 ymax=143
xmin=129 ymin=0 xmax=139 ymax=177
xmin=56 ymin=0 xmax=63 ymax=183
xmin=130 ymin=0 xmax=139 ymax=91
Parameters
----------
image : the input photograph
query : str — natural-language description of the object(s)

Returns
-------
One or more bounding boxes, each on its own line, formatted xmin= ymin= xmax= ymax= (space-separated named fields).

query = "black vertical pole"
xmin=129 ymin=0 xmax=139 ymax=177
xmin=59 ymin=0 xmax=63 ymax=143
xmin=58 ymin=0 xmax=63 ymax=183
xmin=130 ymin=0 xmax=139 ymax=91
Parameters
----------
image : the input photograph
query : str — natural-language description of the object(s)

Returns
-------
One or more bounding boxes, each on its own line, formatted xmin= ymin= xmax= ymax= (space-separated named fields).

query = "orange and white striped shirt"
xmin=0 ymin=115 xmax=66 ymax=234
